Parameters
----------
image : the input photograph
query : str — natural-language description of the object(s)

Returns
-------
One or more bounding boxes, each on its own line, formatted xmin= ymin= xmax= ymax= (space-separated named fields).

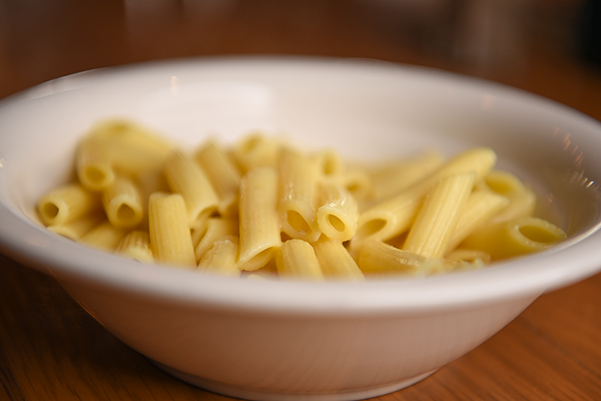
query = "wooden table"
xmin=1 ymin=1 xmax=600 ymax=399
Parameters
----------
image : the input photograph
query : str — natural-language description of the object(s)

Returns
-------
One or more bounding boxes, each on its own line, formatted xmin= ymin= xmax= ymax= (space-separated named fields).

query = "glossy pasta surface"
xmin=37 ymin=119 xmax=568 ymax=280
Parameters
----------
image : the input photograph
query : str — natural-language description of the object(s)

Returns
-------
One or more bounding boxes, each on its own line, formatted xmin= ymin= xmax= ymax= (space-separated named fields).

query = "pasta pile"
xmin=37 ymin=119 xmax=568 ymax=280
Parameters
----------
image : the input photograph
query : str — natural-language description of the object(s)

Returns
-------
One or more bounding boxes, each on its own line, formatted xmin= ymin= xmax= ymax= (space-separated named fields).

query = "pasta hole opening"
xmin=286 ymin=211 xmax=312 ymax=235
xmin=327 ymin=214 xmax=346 ymax=232
xmin=485 ymin=175 xmax=521 ymax=195
xmin=519 ymin=225 xmax=563 ymax=244
xmin=116 ymin=204 xmax=136 ymax=223
xmin=42 ymin=203 xmax=59 ymax=219
xmin=346 ymin=182 xmax=361 ymax=193
xmin=356 ymin=219 xmax=386 ymax=240
xmin=85 ymin=167 xmax=107 ymax=184
xmin=195 ymin=207 xmax=219 ymax=224
xmin=321 ymin=157 xmax=337 ymax=176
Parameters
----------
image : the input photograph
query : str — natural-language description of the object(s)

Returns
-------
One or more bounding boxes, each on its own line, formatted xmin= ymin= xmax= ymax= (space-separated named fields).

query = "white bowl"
xmin=1 ymin=56 xmax=601 ymax=401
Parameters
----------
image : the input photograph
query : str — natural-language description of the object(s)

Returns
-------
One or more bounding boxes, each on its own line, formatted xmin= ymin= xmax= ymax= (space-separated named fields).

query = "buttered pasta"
xmin=37 ymin=119 xmax=568 ymax=280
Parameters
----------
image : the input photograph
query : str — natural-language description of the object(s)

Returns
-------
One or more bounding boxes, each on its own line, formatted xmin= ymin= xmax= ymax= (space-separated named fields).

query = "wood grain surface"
xmin=1 ymin=1 xmax=600 ymax=399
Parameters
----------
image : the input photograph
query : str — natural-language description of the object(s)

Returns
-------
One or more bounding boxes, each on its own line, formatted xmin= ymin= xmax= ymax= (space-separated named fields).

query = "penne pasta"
xmin=115 ymin=230 xmax=154 ymax=263
xmin=276 ymin=239 xmax=324 ymax=280
xmin=78 ymin=221 xmax=128 ymax=252
xmin=244 ymin=258 xmax=280 ymax=280
xmin=38 ymin=183 xmax=102 ymax=226
xmin=460 ymin=216 xmax=567 ymax=260
xmin=194 ymin=140 xmax=241 ymax=217
xmin=335 ymin=168 xmax=372 ymax=201
xmin=238 ymin=166 xmax=282 ymax=271
xmin=197 ymin=235 xmax=241 ymax=277
xmin=194 ymin=217 xmax=239 ymax=263
xmin=233 ymin=133 xmax=281 ymax=173
xmin=446 ymin=190 xmax=509 ymax=252
xmin=102 ymin=175 xmax=144 ymax=229
xmin=369 ymin=150 xmax=445 ymax=202
xmin=313 ymin=148 xmax=345 ymax=179
xmin=148 ymin=192 xmax=196 ymax=269
xmin=315 ymin=183 xmax=359 ymax=241
xmin=38 ymin=120 xmax=569 ymax=279
xmin=163 ymin=150 xmax=219 ymax=225
xmin=47 ymin=212 xmax=105 ymax=241
xmin=312 ymin=239 xmax=364 ymax=280
xmin=88 ymin=119 xmax=174 ymax=174
xmin=403 ymin=172 xmax=475 ymax=259
xmin=476 ymin=170 xmax=536 ymax=225
xmin=490 ymin=189 xmax=537 ymax=226
xmin=357 ymin=239 xmax=444 ymax=276
xmin=444 ymin=249 xmax=491 ymax=270
xmin=353 ymin=147 xmax=496 ymax=249
xmin=75 ymin=137 xmax=115 ymax=191
xmin=77 ymin=120 xmax=174 ymax=190
xmin=278 ymin=147 xmax=321 ymax=242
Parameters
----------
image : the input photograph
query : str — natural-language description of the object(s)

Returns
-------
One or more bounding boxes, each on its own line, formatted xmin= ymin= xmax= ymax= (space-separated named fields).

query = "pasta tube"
xmin=335 ymin=168 xmax=372 ymax=201
xmin=477 ymin=170 xmax=536 ymax=225
xmin=75 ymin=137 xmax=115 ymax=191
xmin=316 ymin=183 xmax=359 ymax=241
xmin=444 ymin=249 xmax=491 ymax=270
xmin=78 ymin=221 xmax=128 ymax=252
xmin=134 ymin=168 xmax=170 ymax=230
xmin=233 ymin=133 xmax=281 ymax=173
xmin=47 ymin=212 xmax=105 ymax=241
xmin=491 ymin=187 xmax=536 ymax=225
xmin=102 ymin=176 xmax=144 ymax=229
xmin=244 ymin=258 xmax=280 ymax=280
xmin=163 ymin=150 xmax=219 ymax=225
xmin=313 ymin=149 xmax=344 ymax=179
xmin=194 ymin=217 xmax=239 ymax=263
xmin=276 ymin=239 xmax=324 ymax=280
xmin=87 ymin=119 xmax=174 ymax=174
xmin=278 ymin=147 xmax=321 ymax=242
xmin=194 ymin=140 xmax=241 ymax=217
xmin=148 ymin=192 xmax=196 ymax=268
xmin=115 ymin=230 xmax=154 ymax=263
xmin=357 ymin=239 xmax=444 ymax=275
xmin=369 ymin=150 xmax=445 ymax=202
xmin=353 ymin=147 xmax=496 ymax=248
xmin=312 ymin=239 xmax=364 ymax=280
xmin=446 ymin=190 xmax=510 ymax=252
xmin=37 ymin=183 xmax=102 ymax=226
xmin=197 ymin=235 xmax=241 ymax=277
xmin=238 ymin=166 xmax=282 ymax=271
xmin=422 ymin=147 xmax=496 ymax=186
xmin=76 ymin=121 xmax=174 ymax=191
xmin=403 ymin=172 xmax=475 ymax=259
xmin=460 ymin=216 xmax=567 ymax=260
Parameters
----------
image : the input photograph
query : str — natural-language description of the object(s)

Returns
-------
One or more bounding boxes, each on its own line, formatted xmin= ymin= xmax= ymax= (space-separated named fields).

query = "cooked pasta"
xmin=163 ymin=150 xmax=219 ymax=225
xmin=115 ymin=230 xmax=154 ymax=263
xmin=38 ymin=119 xmax=568 ymax=280
xmin=278 ymin=147 xmax=321 ymax=242
xmin=194 ymin=140 xmax=241 ymax=217
xmin=148 ymin=192 xmax=196 ymax=269
xmin=315 ymin=183 xmax=359 ymax=242
xmin=238 ymin=166 xmax=282 ymax=271
xmin=402 ymin=172 xmax=475 ymax=259
xmin=276 ymin=239 xmax=324 ymax=280
xmin=38 ymin=183 xmax=101 ymax=226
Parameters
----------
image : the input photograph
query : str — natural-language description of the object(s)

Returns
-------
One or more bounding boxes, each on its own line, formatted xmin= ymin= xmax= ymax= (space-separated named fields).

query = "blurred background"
xmin=0 ymin=0 xmax=600 ymax=118
xmin=1 ymin=1 xmax=601 ymax=400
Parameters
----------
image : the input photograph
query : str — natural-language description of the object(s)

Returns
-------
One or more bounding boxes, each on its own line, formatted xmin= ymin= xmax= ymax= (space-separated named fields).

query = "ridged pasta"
xmin=38 ymin=120 xmax=569 ymax=279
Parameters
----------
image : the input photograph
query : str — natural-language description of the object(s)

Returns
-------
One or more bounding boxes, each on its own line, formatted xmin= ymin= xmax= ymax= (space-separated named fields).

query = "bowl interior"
xmin=1 ymin=56 xmax=601 ymax=311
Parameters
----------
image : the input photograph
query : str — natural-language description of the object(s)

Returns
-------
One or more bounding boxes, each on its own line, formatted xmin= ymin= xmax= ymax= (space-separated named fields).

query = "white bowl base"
xmin=154 ymin=361 xmax=436 ymax=401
